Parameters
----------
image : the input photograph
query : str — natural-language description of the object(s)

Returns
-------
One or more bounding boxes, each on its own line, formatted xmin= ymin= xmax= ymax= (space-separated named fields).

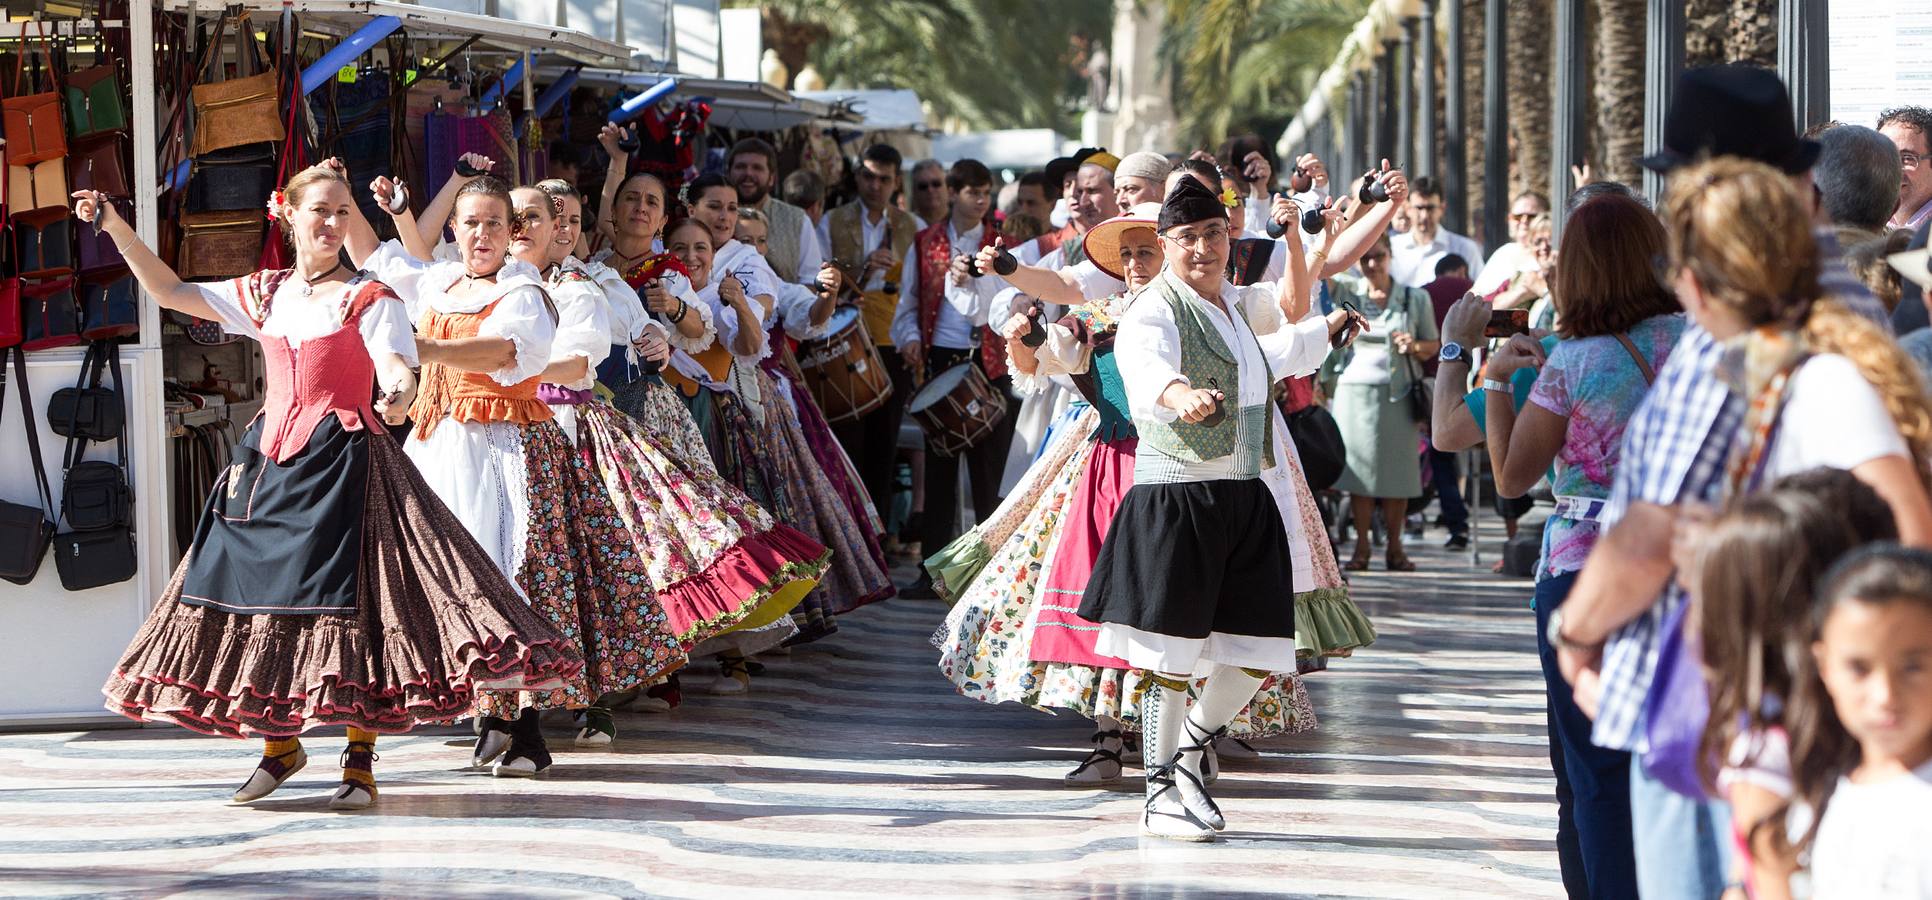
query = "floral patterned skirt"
xmin=931 ymin=423 xmax=1314 ymax=738
xmin=477 ymin=421 xmax=688 ymax=717
xmin=578 ymin=400 xmax=829 ymax=648
xmin=610 ymin=374 xmax=721 ymax=477
xmin=764 ymin=358 xmax=891 ymax=612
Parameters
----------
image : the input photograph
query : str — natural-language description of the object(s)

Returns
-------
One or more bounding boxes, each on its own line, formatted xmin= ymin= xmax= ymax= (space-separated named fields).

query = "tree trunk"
xmin=1686 ymin=0 xmax=1728 ymax=67
xmin=1592 ymin=0 xmax=1646 ymax=184
xmin=1464 ymin=0 xmax=1486 ymax=243
xmin=1507 ymin=0 xmax=1552 ymax=202
xmin=1726 ymin=0 xmax=1777 ymax=67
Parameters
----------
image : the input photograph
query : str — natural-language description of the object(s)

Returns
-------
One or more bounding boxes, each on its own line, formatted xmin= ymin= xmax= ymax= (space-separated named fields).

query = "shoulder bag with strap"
xmin=63 ymin=1 xmax=129 ymax=139
xmin=52 ymin=340 xmax=135 ymax=590
xmin=188 ymin=11 xmax=284 ymax=157
xmin=0 ymin=346 xmax=56 ymax=584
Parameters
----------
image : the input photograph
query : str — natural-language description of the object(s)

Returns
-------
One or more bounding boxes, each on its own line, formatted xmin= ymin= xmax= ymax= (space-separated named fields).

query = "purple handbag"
xmin=1640 ymin=597 xmax=1713 ymax=798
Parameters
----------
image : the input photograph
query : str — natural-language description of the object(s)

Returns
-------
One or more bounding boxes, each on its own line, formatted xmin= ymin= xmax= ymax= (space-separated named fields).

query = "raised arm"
xmin=417 ymin=153 xmax=493 ymax=253
xmin=73 ymin=190 xmax=221 ymax=321
xmin=975 ymin=240 xmax=1085 ymax=305
xmin=597 ymin=124 xmax=632 ymax=246
xmin=1321 ymin=162 xmax=1409 ymax=278
xmin=365 ymin=175 xmax=435 ymax=264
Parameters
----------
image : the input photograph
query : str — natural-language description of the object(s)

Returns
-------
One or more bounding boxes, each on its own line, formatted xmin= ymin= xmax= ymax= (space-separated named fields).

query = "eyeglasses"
xmin=1163 ymin=225 xmax=1228 ymax=248
xmin=1509 ymin=212 xmax=1538 ymax=222
xmin=1903 ymin=151 xmax=1925 ymax=168
xmin=1359 ymin=252 xmax=1389 ymax=263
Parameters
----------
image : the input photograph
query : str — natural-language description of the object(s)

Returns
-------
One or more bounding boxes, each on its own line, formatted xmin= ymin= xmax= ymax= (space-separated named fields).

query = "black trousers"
xmin=830 ymin=345 xmax=912 ymax=538
xmin=913 ymin=345 xmax=1016 ymax=556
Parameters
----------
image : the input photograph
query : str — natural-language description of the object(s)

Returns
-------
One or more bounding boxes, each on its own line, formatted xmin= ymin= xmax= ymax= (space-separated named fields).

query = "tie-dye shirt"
xmin=1526 ymin=312 xmax=1687 ymax=577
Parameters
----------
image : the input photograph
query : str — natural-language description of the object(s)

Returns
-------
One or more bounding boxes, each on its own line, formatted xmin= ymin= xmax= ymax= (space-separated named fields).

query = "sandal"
xmin=233 ymin=744 xmax=307 ymax=803
xmin=328 ymin=743 xmax=379 ymax=811
xmin=1386 ymin=552 xmax=1417 ymax=572
xmin=1344 ymin=549 xmax=1372 ymax=572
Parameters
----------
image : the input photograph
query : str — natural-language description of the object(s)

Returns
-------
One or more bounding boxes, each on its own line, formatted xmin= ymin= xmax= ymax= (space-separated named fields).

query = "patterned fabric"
xmin=610 ymin=375 xmax=715 ymax=474
xmin=578 ymin=400 xmax=829 ymax=647
xmin=762 ymin=355 xmax=892 ymax=612
xmin=913 ymin=217 xmax=1000 ymax=348
xmin=478 ymin=422 xmax=687 ymax=717
xmin=1594 ymin=325 xmax=1742 ymax=752
xmin=1524 ymin=315 xmax=1686 ymax=577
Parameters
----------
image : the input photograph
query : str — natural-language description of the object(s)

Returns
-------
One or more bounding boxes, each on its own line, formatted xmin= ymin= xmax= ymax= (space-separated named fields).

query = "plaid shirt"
xmin=1592 ymin=326 xmax=1741 ymax=751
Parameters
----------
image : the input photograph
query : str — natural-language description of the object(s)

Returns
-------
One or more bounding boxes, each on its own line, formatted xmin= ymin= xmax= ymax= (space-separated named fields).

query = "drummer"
xmin=889 ymin=158 xmax=1008 ymax=599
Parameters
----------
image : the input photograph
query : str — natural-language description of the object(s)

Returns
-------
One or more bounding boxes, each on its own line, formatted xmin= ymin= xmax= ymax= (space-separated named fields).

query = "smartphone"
xmin=1485 ymin=307 xmax=1531 ymax=339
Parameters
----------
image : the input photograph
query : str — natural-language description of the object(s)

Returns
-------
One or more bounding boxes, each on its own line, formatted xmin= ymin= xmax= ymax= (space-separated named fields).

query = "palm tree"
xmin=1160 ymin=0 xmax=1371 ymax=147
xmin=1592 ymin=0 xmax=1645 ymax=184
xmin=742 ymin=0 xmax=1113 ymax=134
xmin=1506 ymin=0 xmax=1552 ymax=202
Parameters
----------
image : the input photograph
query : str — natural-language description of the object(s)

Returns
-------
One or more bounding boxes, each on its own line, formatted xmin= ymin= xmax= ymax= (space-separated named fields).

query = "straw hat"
xmin=1083 ymin=202 xmax=1162 ymax=282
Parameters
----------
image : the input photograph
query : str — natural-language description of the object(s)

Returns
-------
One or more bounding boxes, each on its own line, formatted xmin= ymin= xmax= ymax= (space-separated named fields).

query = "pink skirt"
xmin=1029 ymin=436 xmax=1136 ymax=668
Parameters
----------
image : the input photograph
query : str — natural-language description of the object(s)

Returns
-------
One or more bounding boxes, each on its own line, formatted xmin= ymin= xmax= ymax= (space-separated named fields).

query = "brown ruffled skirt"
xmin=102 ymin=428 xmax=585 ymax=739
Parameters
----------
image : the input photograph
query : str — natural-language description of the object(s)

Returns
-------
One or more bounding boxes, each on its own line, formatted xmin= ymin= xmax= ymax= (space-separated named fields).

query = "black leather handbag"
xmin=0 ymin=346 xmax=55 ymax=584
xmin=185 ymin=143 xmax=278 ymax=213
xmin=53 ymin=521 xmax=135 ymax=589
xmin=53 ymin=357 xmax=135 ymax=589
xmin=48 ymin=340 xmax=124 ymax=442
xmin=1284 ymin=402 xmax=1348 ymax=492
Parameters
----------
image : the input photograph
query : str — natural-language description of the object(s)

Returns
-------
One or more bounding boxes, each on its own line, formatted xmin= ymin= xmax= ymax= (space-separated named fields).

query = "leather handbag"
xmin=1 ymin=23 xmax=67 ymax=166
xmin=19 ymin=275 xmax=79 ymax=351
xmin=76 ymin=199 xmax=129 ymax=274
xmin=7 ymin=157 xmax=69 ymax=214
xmin=178 ymin=210 xmax=263 ymax=280
xmin=0 ymin=277 xmax=18 ymax=348
xmin=64 ymin=61 xmax=127 ymax=139
xmin=79 ymin=272 xmax=136 ymax=339
xmin=0 ymin=346 xmax=55 ymax=584
xmin=68 ymin=133 xmax=129 ymax=198
xmin=1284 ymin=402 xmax=1347 ymax=491
xmin=189 ymin=13 xmax=284 ymax=157
xmin=53 ymin=525 xmax=136 ymax=590
xmin=15 ymin=208 xmax=72 ymax=275
xmin=49 ymin=340 xmax=125 ymax=440
xmin=185 ymin=143 xmax=277 ymax=213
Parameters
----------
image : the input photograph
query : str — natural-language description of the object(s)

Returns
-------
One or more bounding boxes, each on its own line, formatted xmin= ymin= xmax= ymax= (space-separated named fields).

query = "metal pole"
xmin=1348 ymin=72 xmax=1367 ymax=177
xmin=1444 ymin=0 xmax=1467 ymax=232
xmin=1551 ymin=0 xmax=1586 ymax=237
xmin=1420 ymin=1 xmax=1439 ymax=181
xmin=1644 ymin=0 xmax=1686 ymax=204
xmin=1379 ymin=39 xmax=1399 ymax=164
xmin=1482 ymin=0 xmax=1507 ymax=249
xmin=1399 ymin=17 xmax=1417 ymax=175
xmin=1778 ymin=0 xmax=1830 ymax=132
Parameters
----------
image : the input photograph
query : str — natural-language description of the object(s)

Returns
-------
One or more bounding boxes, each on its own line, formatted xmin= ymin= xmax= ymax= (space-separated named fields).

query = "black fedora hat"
xmin=1638 ymin=64 xmax=1821 ymax=175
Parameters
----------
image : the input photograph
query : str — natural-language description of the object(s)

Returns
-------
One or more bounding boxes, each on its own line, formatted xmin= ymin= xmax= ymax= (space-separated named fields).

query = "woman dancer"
xmin=534 ymin=180 xmax=830 ymax=660
xmin=736 ymin=208 xmax=894 ymax=613
xmin=352 ymin=175 xmax=686 ymax=775
xmin=89 ymin=166 xmax=582 ymax=810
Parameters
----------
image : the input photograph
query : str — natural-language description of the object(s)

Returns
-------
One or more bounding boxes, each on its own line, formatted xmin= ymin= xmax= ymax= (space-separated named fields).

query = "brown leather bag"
xmin=7 ymin=158 xmax=67 ymax=214
xmin=189 ymin=13 xmax=284 ymax=157
xmin=2 ymin=23 xmax=67 ymax=166
xmin=69 ymin=134 xmax=128 ymax=197
xmin=178 ymin=209 xmax=263 ymax=280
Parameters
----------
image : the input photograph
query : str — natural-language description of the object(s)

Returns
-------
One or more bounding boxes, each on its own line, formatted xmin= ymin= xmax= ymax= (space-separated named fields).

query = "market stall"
xmin=0 ymin=0 xmax=636 ymax=728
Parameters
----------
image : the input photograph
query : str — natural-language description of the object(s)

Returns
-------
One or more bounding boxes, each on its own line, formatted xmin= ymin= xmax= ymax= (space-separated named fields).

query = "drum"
xmin=907 ymin=362 xmax=1009 ymax=458
xmin=796 ymin=306 xmax=893 ymax=424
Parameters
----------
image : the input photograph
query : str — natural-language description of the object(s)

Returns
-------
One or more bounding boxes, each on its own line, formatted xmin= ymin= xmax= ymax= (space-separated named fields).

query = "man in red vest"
xmin=889 ymin=159 xmax=1008 ymax=598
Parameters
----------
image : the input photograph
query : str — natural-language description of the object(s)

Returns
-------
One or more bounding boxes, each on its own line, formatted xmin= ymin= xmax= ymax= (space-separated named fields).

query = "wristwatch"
xmin=1482 ymin=378 xmax=1511 ymax=393
xmin=1438 ymin=341 xmax=1465 ymax=364
xmin=1545 ymin=608 xmax=1604 ymax=655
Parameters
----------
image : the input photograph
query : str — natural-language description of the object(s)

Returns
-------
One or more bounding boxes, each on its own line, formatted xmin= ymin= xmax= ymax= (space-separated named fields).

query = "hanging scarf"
xmin=1716 ymin=325 xmax=1809 ymax=495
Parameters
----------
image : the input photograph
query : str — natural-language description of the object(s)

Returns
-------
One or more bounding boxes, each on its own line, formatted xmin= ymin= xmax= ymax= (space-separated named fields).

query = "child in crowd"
xmin=1786 ymin=545 xmax=1932 ymax=899
xmin=1691 ymin=468 xmax=1896 ymax=900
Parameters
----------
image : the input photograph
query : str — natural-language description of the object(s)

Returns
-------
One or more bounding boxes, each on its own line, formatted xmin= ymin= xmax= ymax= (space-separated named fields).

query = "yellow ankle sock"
xmin=263 ymin=737 xmax=301 ymax=757
xmin=342 ymin=729 xmax=377 ymax=789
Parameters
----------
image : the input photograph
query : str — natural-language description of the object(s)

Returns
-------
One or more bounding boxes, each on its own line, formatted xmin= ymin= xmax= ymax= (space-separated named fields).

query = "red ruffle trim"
xmin=657 ymin=524 xmax=831 ymax=646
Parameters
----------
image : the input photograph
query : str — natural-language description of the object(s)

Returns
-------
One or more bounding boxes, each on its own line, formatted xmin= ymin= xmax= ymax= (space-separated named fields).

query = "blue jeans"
xmin=1629 ymin=747 xmax=1733 ymax=899
xmin=1429 ymin=446 xmax=1469 ymax=535
xmin=1535 ymin=572 xmax=1637 ymax=899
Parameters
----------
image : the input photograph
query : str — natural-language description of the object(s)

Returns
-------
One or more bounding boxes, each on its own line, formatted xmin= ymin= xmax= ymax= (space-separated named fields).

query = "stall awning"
xmin=794 ymin=89 xmax=930 ymax=133
xmin=931 ymin=129 xmax=1073 ymax=170
xmin=161 ymin=0 xmax=635 ymax=66
xmin=564 ymin=69 xmax=861 ymax=131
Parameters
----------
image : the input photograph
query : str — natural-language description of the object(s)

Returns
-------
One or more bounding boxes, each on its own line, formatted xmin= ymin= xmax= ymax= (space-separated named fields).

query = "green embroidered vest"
xmin=1135 ymin=272 xmax=1275 ymax=478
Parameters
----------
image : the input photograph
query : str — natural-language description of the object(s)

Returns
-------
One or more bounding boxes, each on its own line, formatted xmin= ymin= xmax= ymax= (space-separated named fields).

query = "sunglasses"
xmin=915 ymin=181 xmax=945 ymax=190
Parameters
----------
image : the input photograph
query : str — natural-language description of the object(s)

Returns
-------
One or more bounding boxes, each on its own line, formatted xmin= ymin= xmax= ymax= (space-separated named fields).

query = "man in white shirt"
xmin=891 ymin=159 xmax=1008 ymax=595
xmin=1470 ymin=191 xmax=1549 ymax=297
xmin=1389 ymin=176 xmax=1484 ymax=288
xmin=727 ymin=137 xmax=823 ymax=284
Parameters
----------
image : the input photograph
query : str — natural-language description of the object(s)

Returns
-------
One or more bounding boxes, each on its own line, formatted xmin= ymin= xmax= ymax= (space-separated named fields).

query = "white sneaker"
xmin=573 ymin=726 xmax=613 ymax=748
xmin=327 ymin=781 xmax=375 ymax=811
xmin=627 ymin=693 xmax=674 ymax=713
xmin=471 ymin=727 xmax=512 ymax=769
xmin=705 ymin=674 xmax=749 ymax=695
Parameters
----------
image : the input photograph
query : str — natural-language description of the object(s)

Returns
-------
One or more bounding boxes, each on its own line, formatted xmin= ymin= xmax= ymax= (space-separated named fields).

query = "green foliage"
xmin=1161 ymin=0 xmax=1368 ymax=146
xmin=741 ymin=0 xmax=1114 ymax=133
